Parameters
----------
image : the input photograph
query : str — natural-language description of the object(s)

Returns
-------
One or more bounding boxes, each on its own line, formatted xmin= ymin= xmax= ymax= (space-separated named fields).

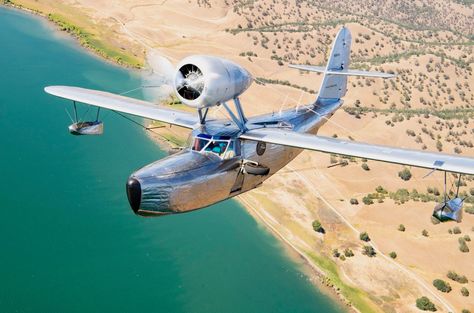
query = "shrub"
xmin=398 ymin=224 xmax=406 ymax=232
xmin=465 ymin=235 xmax=471 ymax=242
xmin=462 ymin=310 xmax=471 ymax=313
xmin=350 ymin=198 xmax=359 ymax=205
xmin=447 ymin=271 xmax=468 ymax=283
xmin=312 ymin=220 xmax=324 ymax=233
xmin=362 ymin=196 xmax=373 ymax=205
xmin=415 ymin=296 xmax=436 ymax=311
xmin=339 ymin=255 xmax=346 ymax=261
xmin=459 ymin=241 xmax=469 ymax=253
xmin=461 ymin=287 xmax=469 ymax=297
xmin=465 ymin=206 xmax=474 ymax=215
xmin=361 ymin=163 xmax=370 ymax=171
xmin=422 ymin=229 xmax=429 ymax=237
xmin=360 ymin=232 xmax=370 ymax=242
xmin=453 ymin=226 xmax=462 ymax=234
xmin=362 ymin=245 xmax=376 ymax=257
xmin=433 ymin=279 xmax=451 ymax=293
xmin=398 ymin=168 xmax=412 ymax=181
xmin=332 ymin=249 xmax=340 ymax=258
xmin=344 ymin=248 xmax=354 ymax=257
xmin=376 ymin=186 xmax=387 ymax=193
xmin=389 ymin=251 xmax=397 ymax=259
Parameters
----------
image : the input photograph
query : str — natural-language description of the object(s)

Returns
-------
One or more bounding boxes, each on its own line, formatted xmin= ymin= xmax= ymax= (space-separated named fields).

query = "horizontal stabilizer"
xmin=289 ymin=64 xmax=395 ymax=78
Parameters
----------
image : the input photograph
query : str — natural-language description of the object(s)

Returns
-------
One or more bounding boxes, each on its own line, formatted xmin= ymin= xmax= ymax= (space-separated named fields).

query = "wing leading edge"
xmin=240 ymin=128 xmax=474 ymax=175
xmin=44 ymin=86 xmax=198 ymax=129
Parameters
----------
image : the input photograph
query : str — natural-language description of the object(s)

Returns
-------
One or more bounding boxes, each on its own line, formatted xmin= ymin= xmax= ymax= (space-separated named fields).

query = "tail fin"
xmin=317 ymin=26 xmax=351 ymax=100
xmin=290 ymin=27 xmax=395 ymax=102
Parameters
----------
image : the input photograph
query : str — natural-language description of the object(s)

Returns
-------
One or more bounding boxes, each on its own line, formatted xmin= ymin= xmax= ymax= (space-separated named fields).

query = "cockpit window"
xmin=193 ymin=137 xmax=210 ymax=151
xmin=191 ymin=134 xmax=236 ymax=159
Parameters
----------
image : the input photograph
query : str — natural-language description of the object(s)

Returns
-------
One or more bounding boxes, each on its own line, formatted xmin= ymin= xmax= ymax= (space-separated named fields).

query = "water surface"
xmin=0 ymin=7 xmax=344 ymax=313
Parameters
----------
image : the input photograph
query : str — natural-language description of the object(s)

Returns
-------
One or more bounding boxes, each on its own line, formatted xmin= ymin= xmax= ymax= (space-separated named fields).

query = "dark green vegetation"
xmin=312 ymin=219 xmax=325 ymax=233
xmin=461 ymin=287 xmax=470 ymax=297
xmin=389 ymin=251 xmax=397 ymax=259
xmin=398 ymin=224 xmax=406 ymax=232
xmin=459 ymin=237 xmax=470 ymax=252
xmin=307 ymin=252 xmax=378 ymax=313
xmin=344 ymin=107 xmax=474 ymax=120
xmin=365 ymin=185 xmax=474 ymax=206
xmin=432 ymin=279 xmax=452 ymax=292
xmin=0 ymin=8 xmax=344 ymax=313
xmin=359 ymin=232 xmax=370 ymax=242
xmin=343 ymin=248 xmax=354 ymax=257
xmin=447 ymin=270 xmax=468 ymax=283
xmin=416 ymin=296 xmax=437 ymax=311
xmin=46 ymin=13 xmax=141 ymax=68
xmin=362 ymin=245 xmax=376 ymax=257
xmin=255 ymin=77 xmax=316 ymax=94
xmin=398 ymin=168 xmax=412 ymax=181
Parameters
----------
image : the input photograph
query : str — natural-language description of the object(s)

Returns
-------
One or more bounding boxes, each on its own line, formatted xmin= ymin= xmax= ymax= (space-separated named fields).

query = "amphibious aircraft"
xmin=45 ymin=27 xmax=474 ymax=219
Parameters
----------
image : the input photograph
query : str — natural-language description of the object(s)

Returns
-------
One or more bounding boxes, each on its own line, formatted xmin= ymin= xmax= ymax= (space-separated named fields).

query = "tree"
xmin=459 ymin=240 xmax=469 ymax=253
xmin=398 ymin=224 xmax=406 ymax=232
xmin=376 ymin=185 xmax=387 ymax=193
xmin=312 ymin=220 xmax=324 ymax=233
xmin=344 ymin=248 xmax=354 ymax=257
xmin=389 ymin=251 xmax=397 ymax=259
xmin=362 ymin=245 xmax=376 ymax=257
xmin=433 ymin=279 xmax=452 ymax=293
xmin=416 ymin=296 xmax=437 ymax=311
xmin=461 ymin=287 xmax=469 ymax=297
xmin=447 ymin=271 xmax=468 ymax=283
xmin=398 ymin=168 xmax=412 ymax=181
xmin=359 ymin=231 xmax=370 ymax=242
xmin=362 ymin=196 xmax=373 ymax=205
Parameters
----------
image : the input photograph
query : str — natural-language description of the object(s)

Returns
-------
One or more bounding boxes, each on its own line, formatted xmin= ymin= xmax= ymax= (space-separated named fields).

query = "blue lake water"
xmin=0 ymin=7 xmax=344 ymax=313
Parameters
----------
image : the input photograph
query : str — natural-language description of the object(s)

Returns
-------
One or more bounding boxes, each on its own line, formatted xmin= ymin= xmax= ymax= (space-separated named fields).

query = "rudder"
xmin=317 ymin=27 xmax=351 ymax=100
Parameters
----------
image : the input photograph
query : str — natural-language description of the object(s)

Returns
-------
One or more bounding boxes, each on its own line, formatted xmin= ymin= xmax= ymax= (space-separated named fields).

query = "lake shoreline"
xmin=3 ymin=3 xmax=360 ymax=312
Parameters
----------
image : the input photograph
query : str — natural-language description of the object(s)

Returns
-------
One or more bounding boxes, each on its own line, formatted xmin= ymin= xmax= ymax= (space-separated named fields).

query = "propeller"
xmin=141 ymin=50 xmax=176 ymax=102
xmin=176 ymin=64 xmax=204 ymax=100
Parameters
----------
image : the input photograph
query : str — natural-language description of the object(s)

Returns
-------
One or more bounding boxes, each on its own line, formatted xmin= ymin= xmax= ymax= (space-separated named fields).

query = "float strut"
xmin=73 ymin=101 xmax=78 ymax=123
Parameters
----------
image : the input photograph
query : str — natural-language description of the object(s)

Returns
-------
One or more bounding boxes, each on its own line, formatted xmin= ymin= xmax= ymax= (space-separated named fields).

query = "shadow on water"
xmin=0 ymin=7 xmax=344 ymax=313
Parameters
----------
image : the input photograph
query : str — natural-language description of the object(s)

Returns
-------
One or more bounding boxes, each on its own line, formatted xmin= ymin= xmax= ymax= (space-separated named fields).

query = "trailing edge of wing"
xmin=240 ymin=128 xmax=474 ymax=175
xmin=44 ymin=86 xmax=198 ymax=129
xmin=289 ymin=64 xmax=395 ymax=78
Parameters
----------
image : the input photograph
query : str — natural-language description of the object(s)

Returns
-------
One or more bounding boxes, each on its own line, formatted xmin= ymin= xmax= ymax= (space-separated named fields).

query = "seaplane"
xmin=45 ymin=27 xmax=474 ymax=219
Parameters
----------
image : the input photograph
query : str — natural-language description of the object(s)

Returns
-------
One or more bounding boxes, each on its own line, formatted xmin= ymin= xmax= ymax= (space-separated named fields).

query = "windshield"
xmin=191 ymin=134 xmax=235 ymax=159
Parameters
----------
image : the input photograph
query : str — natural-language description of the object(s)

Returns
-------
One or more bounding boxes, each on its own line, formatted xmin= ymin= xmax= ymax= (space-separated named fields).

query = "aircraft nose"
xmin=126 ymin=177 xmax=141 ymax=214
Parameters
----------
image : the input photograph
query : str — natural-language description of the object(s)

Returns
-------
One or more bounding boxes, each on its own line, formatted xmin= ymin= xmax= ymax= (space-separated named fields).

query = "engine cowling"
xmin=174 ymin=55 xmax=252 ymax=109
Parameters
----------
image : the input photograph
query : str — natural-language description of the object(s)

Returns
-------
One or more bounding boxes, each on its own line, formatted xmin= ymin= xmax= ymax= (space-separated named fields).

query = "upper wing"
xmin=240 ymin=128 xmax=474 ymax=175
xmin=44 ymin=86 xmax=198 ymax=129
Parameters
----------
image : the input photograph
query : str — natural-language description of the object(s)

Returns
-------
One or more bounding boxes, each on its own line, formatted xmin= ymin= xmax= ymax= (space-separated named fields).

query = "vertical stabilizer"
xmin=317 ymin=27 xmax=352 ymax=100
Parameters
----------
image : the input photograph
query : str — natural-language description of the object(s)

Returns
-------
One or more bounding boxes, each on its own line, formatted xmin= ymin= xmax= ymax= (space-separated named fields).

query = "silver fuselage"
xmin=126 ymin=99 xmax=342 ymax=216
